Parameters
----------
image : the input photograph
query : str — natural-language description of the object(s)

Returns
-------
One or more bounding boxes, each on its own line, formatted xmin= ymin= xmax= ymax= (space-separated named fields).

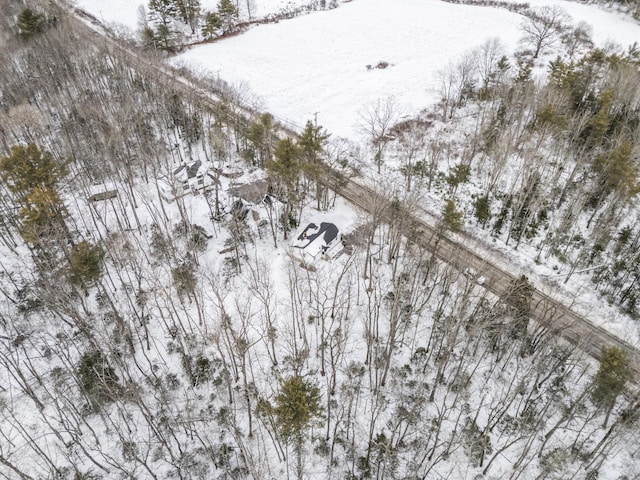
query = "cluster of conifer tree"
xmin=144 ymin=0 xmax=240 ymax=50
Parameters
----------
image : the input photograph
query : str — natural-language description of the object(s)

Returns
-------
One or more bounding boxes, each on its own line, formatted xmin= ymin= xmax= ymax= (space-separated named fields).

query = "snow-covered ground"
xmin=174 ymin=0 xmax=524 ymax=137
xmin=170 ymin=0 xmax=640 ymax=138
xmin=4 ymin=3 xmax=640 ymax=477
xmin=73 ymin=0 xmax=640 ymax=140
xmin=506 ymin=0 xmax=640 ymax=46
xmin=70 ymin=0 xmax=640 ymax=142
xmin=72 ymin=0 xmax=145 ymax=31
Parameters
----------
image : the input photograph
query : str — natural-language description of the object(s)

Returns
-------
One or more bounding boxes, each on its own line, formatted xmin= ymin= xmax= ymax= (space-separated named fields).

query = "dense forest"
xmin=1 ymin=1 xmax=640 ymax=480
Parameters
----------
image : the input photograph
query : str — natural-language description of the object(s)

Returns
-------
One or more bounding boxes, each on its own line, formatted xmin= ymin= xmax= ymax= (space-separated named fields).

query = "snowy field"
xmin=72 ymin=0 xmax=145 ymax=31
xmin=171 ymin=0 xmax=640 ymax=138
xmin=73 ymin=0 xmax=640 ymax=138
xmin=173 ymin=0 xmax=522 ymax=136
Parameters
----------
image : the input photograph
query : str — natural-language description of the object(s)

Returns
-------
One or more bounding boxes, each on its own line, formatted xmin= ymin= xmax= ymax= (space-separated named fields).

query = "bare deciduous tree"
xmin=436 ymin=51 xmax=476 ymax=121
xmin=473 ymin=37 xmax=507 ymax=94
xmin=357 ymin=97 xmax=401 ymax=174
xmin=519 ymin=6 xmax=570 ymax=59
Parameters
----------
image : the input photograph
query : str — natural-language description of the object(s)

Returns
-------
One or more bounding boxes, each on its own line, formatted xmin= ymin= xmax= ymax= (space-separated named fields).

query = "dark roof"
xmin=173 ymin=160 xmax=202 ymax=179
xmin=89 ymin=190 xmax=118 ymax=202
xmin=297 ymin=222 xmax=339 ymax=246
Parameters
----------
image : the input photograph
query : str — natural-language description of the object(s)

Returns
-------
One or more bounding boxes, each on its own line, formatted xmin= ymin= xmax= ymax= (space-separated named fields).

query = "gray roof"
xmin=173 ymin=160 xmax=202 ymax=179
xmin=297 ymin=222 xmax=339 ymax=247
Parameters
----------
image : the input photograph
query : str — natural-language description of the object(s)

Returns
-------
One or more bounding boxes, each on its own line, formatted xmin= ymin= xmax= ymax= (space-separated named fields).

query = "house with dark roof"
xmin=158 ymin=160 xmax=219 ymax=203
xmin=173 ymin=160 xmax=217 ymax=193
xmin=291 ymin=221 xmax=343 ymax=263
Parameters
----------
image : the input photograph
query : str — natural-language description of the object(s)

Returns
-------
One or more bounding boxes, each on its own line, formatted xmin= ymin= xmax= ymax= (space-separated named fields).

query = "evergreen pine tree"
xmin=18 ymin=186 xmax=69 ymax=246
xmin=445 ymin=163 xmax=471 ymax=192
xmin=68 ymin=241 xmax=104 ymax=288
xmin=0 ymin=144 xmax=69 ymax=253
xmin=273 ymin=376 xmax=322 ymax=479
xmin=16 ymin=8 xmax=46 ymax=40
xmin=273 ymin=376 xmax=322 ymax=441
xmin=593 ymin=140 xmax=639 ymax=201
xmin=473 ymin=195 xmax=491 ymax=227
xmin=298 ymin=120 xmax=330 ymax=165
xmin=592 ymin=346 xmax=630 ymax=427
xmin=155 ymin=23 xmax=175 ymax=50
xmin=442 ymin=199 xmax=464 ymax=233
xmin=217 ymin=0 xmax=239 ymax=34
xmin=245 ymin=113 xmax=275 ymax=166
xmin=267 ymin=138 xmax=302 ymax=238
xmin=175 ymin=0 xmax=201 ymax=32
xmin=0 ymin=143 xmax=66 ymax=200
xmin=202 ymin=11 xmax=222 ymax=39
xmin=148 ymin=0 xmax=177 ymax=27
xmin=298 ymin=120 xmax=330 ymax=209
xmin=141 ymin=26 xmax=158 ymax=49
